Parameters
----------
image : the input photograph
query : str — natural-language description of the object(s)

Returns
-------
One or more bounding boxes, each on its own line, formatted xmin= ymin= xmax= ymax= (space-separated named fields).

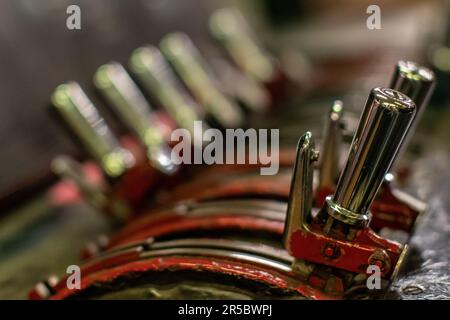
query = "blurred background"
xmin=0 ymin=0 xmax=449 ymax=299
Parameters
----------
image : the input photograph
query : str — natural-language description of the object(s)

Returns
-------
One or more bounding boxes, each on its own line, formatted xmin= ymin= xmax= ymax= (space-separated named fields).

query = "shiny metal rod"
xmin=283 ymin=132 xmax=317 ymax=253
xmin=325 ymin=88 xmax=416 ymax=227
xmin=129 ymin=45 xmax=202 ymax=135
xmin=389 ymin=60 xmax=436 ymax=163
xmin=51 ymin=82 xmax=134 ymax=178
xmin=94 ymin=62 xmax=177 ymax=175
xmin=390 ymin=61 xmax=435 ymax=115
xmin=160 ymin=32 xmax=244 ymax=128
xmin=318 ymin=100 xmax=343 ymax=190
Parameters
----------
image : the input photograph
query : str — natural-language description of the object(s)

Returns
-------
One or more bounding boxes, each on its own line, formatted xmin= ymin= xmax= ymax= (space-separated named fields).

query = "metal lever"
xmin=94 ymin=62 xmax=177 ymax=175
xmin=318 ymin=100 xmax=344 ymax=192
xmin=283 ymin=132 xmax=318 ymax=254
xmin=129 ymin=45 xmax=204 ymax=136
xmin=160 ymin=32 xmax=244 ymax=128
xmin=390 ymin=61 xmax=435 ymax=117
xmin=389 ymin=60 xmax=436 ymax=164
xmin=320 ymin=87 xmax=416 ymax=231
xmin=209 ymin=8 xmax=276 ymax=84
xmin=51 ymin=82 xmax=134 ymax=178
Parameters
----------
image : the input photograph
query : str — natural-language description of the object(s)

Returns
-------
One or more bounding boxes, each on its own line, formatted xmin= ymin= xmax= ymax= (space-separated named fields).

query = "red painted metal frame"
xmin=50 ymin=164 xmax=420 ymax=237
xmin=48 ymin=146 xmax=296 ymax=213
xmin=316 ymin=183 xmax=422 ymax=233
xmin=288 ymin=223 xmax=403 ymax=278
xmin=31 ymin=255 xmax=336 ymax=300
xmin=107 ymin=216 xmax=284 ymax=252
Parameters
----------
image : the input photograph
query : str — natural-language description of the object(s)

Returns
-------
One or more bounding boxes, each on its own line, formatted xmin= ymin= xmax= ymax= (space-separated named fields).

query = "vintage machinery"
xmin=23 ymin=7 xmax=439 ymax=300
xmin=30 ymin=82 xmax=435 ymax=301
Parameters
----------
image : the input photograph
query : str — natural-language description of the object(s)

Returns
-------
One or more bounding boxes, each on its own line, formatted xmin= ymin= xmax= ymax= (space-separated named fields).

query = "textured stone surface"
xmin=389 ymin=110 xmax=450 ymax=300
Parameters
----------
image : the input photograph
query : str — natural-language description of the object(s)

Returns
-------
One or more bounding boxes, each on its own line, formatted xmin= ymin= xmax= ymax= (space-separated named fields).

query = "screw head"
xmin=368 ymin=249 xmax=391 ymax=275
xmin=322 ymin=243 xmax=340 ymax=259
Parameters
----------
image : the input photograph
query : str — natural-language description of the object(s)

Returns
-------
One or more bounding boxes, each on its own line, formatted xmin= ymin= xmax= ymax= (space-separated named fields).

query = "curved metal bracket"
xmin=283 ymin=131 xmax=318 ymax=254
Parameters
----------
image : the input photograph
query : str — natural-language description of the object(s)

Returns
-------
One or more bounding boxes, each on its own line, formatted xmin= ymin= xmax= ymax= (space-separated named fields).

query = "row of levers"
xmin=30 ymin=7 xmax=437 ymax=300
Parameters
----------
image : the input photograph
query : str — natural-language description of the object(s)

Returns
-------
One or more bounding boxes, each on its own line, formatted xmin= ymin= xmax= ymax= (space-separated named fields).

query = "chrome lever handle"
xmin=209 ymin=8 xmax=276 ymax=84
xmin=160 ymin=32 xmax=244 ymax=128
xmin=318 ymin=100 xmax=344 ymax=190
xmin=129 ymin=45 xmax=203 ymax=135
xmin=94 ymin=62 xmax=177 ymax=175
xmin=388 ymin=60 xmax=436 ymax=165
xmin=283 ymin=132 xmax=318 ymax=254
xmin=51 ymin=82 xmax=134 ymax=178
xmin=323 ymin=87 xmax=416 ymax=228
xmin=390 ymin=61 xmax=435 ymax=114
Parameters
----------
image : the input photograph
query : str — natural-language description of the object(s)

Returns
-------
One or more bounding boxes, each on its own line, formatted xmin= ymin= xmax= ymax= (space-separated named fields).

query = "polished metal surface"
xmin=129 ymin=45 xmax=203 ymax=137
xmin=94 ymin=62 xmax=177 ymax=175
xmin=389 ymin=60 xmax=436 ymax=164
xmin=148 ymin=238 xmax=292 ymax=263
xmin=327 ymin=87 xmax=416 ymax=225
xmin=51 ymin=82 xmax=134 ymax=178
xmin=87 ymin=238 xmax=293 ymax=274
xmin=142 ymin=248 xmax=293 ymax=273
xmin=170 ymin=199 xmax=286 ymax=221
xmin=142 ymin=199 xmax=287 ymax=221
xmin=318 ymin=100 xmax=343 ymax=190
xmin=390 ymin=61 xmax=436 ymax=115
xmin=283 ymin=132 xmax=318 ymax=253
xmin=209 ymin=8 xmax=276 ymax=83
xmin=160 ymin=32 xmax=244 ymax=128
xmin=185 ymin=199 xmax=287 ymax=216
